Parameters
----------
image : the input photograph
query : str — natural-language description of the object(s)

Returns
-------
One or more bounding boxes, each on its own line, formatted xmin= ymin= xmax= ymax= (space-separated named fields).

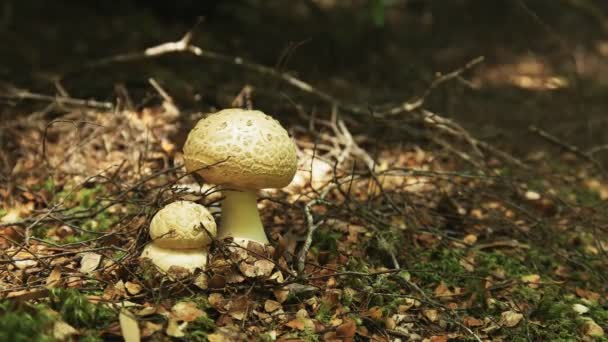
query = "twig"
xmin=0 ymin=86 xmax=113 ymax=109
xmin=529 ymin=125 xmax=606 ymax=175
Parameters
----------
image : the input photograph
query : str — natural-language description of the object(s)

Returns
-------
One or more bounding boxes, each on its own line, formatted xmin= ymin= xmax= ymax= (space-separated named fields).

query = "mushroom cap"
xmin=140 ymin=242 xmax=207 ymax=273
xmin=183 ymin=109 xmax=297 ymax=190
xmin=149 ymin=201 xmax=217 ymax=249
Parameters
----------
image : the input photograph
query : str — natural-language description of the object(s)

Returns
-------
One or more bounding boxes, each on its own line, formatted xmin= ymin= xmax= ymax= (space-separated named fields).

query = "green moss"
xmin=311 ymin=229 xmax=342 ymax=255
xmin=476 ymin=251 xmax=529 ymax=277
xmin=315 ymin=302 xmax=333 ymax=324
xmin=0 ymin=301 xmax=54 ymax=342
xmin=411 ymin=249 xmax=465 ymax=285
xmin=49 ymin=288 xmax=116 ymax=329
xmin=185 ymin=315 xmax=215 ymax=342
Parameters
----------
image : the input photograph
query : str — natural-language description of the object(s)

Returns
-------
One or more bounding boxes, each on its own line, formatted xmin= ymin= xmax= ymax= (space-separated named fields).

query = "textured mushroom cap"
xmin=149 ymin=201 xmax=217 ymax=249
xmin=141 ymin=243 xmax=207 ymax=273
xmin=183 ymin=109 xmax=297 ymax=190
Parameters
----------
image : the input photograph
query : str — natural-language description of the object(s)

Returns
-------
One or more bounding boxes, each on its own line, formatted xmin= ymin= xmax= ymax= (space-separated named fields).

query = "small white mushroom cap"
xmin=183 ymin=109 xmax=298 ymax=190
xmin=140 ymin=242 xmax=208 ymax=273
xmin=149 ymin=201 xmax=216 ymax=249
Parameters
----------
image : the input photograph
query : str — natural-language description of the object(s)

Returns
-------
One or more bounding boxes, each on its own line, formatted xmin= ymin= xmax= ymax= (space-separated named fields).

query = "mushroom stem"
xmin=220 ymin=190 xmax=269 ymax=244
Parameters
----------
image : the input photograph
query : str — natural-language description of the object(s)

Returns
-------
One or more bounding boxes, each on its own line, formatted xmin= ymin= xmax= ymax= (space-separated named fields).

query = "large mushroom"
xmin=183 ymin=108 xmax=297 ymax=245
xmin=141 ymin=201 xmax=217 ymax=273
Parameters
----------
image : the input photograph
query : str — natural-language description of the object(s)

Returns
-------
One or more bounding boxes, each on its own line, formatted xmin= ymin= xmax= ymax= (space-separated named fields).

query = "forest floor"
xmin=1 ymin=1 xmax=607 ymax=341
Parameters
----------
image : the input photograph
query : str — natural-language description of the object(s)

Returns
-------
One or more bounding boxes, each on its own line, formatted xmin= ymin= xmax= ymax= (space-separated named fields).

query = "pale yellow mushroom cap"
xmin=140 ymin=242 xmax=207 ymax=273
xmin=149 ymin=201 xmax=217 ymax=249
xmin=183 ymin=109 xmax=298 ymax=190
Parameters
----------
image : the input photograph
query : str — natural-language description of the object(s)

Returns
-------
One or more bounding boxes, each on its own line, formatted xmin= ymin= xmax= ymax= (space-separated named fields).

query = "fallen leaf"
xmin=119 ymin=309 xmax=141 ymax=342
xmin=336 ymin=318 xmax=356 ymax=338
xmin=575 ymin=288 xmax=601 ymax=302
xmin=125 ymin=282 xmax=142 ymax=295
xmin=430 ymin=336 xmax=448 ymax=342
xmin=172 ymin=301 xmax=204 ymax=322
xmin=53 ymin=320 xmax=78 ymax=341
xmin=273 ymin=288 xmax=289 ymax=303
xmin=572 ymin=303 xmax=590 ymax=315
xmin=80 ymin=253 xmax=102 ymax=274
xmin=264 ymin=299 xmax=281 ymax=313
xmin=463 ymin=316 xmax=484 ymax=327
xmin=46 ymin=267 xmax=62 ymax=288
xmin=367 ymin=306 xmax=383 ymax=320
xmin=254 ymin=259 xmax=275 ymax=277
xmin=141 ymin=321 xmax=163 ymax=337
xmin=499 ymin=310 xmax=523 ymax=328
xmin=166 ymin=319 xmax=186 ymax=338
xmin=521 ymin=274 xmax=540 ymax=288
xmin=423 ymin=309 xmax=439 ymax=322
xmin=581 ymin=319 xmax=604 ymax=337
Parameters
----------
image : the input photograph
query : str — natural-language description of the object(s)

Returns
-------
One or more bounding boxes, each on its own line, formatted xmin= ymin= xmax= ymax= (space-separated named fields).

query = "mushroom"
xmin=140 ymin=201 xmax=217 ymax=273
xmin=183 ymin=108 xmax=297 ymax=245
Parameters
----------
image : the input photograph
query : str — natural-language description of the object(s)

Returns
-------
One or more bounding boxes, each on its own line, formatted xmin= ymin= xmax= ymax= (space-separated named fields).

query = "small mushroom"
xmin=141 ymin=201 xmax=217 ymax=273
xmin=183 ymin=109 xmax=297 ymax=245
xmin=141 ymin=243 xmax=209 ymax=273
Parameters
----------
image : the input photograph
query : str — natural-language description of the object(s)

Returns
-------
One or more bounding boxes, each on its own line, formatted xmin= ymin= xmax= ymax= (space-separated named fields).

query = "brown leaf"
xmin=430 ymin=336 xmax=448 ymax=342
xmin=46 ymin=267 xmax=62 ymax=288
xmin=575 ymin=288 xmax=601 ymax=302
xmin=336 ymin=319 xmax=356 ymax=338
xmin=273 ymin=288 xmax=290 ymax=303
xmin=367 ymin=307 xmax=383 ymax=321
xmin=171 ymin=301 xmax=204 ymax=322
xmin=264 ymin=299 xmax=282 ymax=313
xmin=463 ymin=316 xmax=484 ymax=327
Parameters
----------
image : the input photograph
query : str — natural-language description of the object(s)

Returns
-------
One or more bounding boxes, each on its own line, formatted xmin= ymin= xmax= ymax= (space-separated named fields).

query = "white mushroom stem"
xmin=220 ymin=189 xmax=269 ymax=245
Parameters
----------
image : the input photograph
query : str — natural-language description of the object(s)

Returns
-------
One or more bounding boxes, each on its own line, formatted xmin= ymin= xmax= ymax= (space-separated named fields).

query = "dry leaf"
xmin=521 ymin=274 xmax=540 ymax=288
xmin=273 ymin=288 xmax=289 ymax=303
xmin=423 ymin=309 xmax=439 ymax=322
xmin=166 ymin=319 xmax=186 ymax=338
xmin=53 ymin=320 xmax=78 ymax=341
xmin=463 ymin=316 xmax=484 ymax=327
xmin=172 ymin=301 xmax=204 ymax=322
xmin=119 ymin=309 xmax=141 ymax=342
xmin=46 ymin=267 xmax=62 ymax=288
xmin=264 ymin=299 xmax=281 ymax=313
xmin=125 ymin=282 xmax=142 ymax=295
xmin=367 ymin=307 xmax=383 ymax=321
xmin=141 ymin=321 xmax=163 ymax=338
xmin=336 ymin=319 xmax=356 ymax=338
xmin=254 ymin=259 xmax=275 ymax=277
xmin=581 ymin=319 xmax=604 ymax=337
xmin=430 ymin=336 xmax=448 ymax=342
xmin=80 ymin=253 xmax=102 ymax=274
xmin=499 ymin=310 xmax=523 ymax=328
